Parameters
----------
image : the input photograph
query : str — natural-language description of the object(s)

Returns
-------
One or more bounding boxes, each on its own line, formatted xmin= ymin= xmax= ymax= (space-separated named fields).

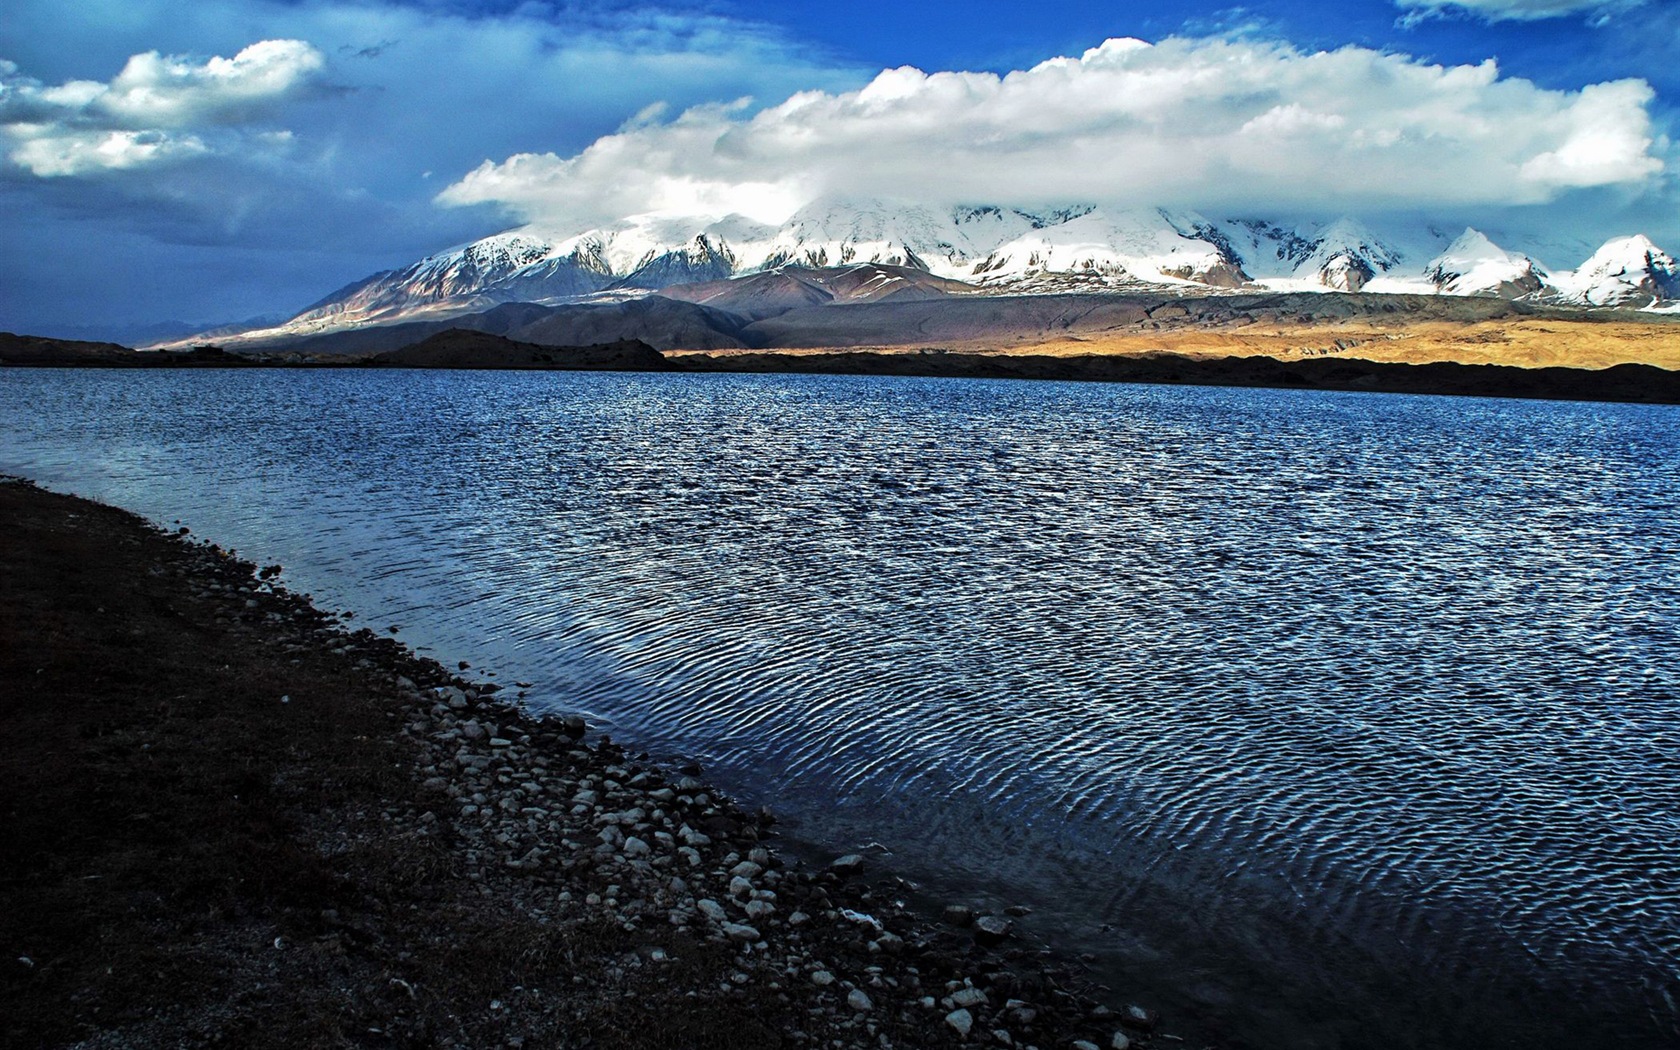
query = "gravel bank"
xmin=0 ymin=477 xmax=1191 ymax=1050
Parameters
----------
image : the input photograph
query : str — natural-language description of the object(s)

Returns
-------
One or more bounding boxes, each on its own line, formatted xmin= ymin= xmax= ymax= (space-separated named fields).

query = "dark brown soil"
xmin=0 ymin=480 xmax=541 ymax=1047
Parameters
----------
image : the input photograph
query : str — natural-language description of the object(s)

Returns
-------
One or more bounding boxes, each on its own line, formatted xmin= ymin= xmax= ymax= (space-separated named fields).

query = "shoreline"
xmin=0 ymin=477 xmax=1188 ymax=1050
xmin=6 ymin=328 xmax=1680 ymax=405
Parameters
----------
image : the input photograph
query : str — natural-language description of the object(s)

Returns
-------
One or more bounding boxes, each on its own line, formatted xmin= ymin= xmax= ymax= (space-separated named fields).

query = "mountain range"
xmin=165 ymin=198 xmax=1680 ymax=350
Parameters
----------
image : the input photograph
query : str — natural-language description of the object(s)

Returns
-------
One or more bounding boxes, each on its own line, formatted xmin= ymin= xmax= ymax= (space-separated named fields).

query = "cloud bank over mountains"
xmin=440 ymin=36 xmax=1665 ymax=230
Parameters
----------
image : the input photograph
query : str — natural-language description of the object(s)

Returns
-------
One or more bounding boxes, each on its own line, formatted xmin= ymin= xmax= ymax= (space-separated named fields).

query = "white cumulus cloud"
xmin=0 ymin=40 xmax=324 ymax=177
xmin=436 ymin=36 xmax=1665 ymax=229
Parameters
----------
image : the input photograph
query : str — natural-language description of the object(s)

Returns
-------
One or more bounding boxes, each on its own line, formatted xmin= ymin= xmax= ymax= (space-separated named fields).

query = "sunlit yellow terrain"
xmin=999 ymin=318 xmax=1680 ymax=370
xmin=671 ymin=316 xmax=1680 ymax=371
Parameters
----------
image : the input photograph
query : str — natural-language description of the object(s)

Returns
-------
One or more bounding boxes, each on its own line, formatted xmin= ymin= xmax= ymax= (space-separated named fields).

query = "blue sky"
xmin=2 ymin=0 xmax=1675 ymax=336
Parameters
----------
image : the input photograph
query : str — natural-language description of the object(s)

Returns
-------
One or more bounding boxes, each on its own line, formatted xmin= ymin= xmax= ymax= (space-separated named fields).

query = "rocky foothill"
xmin=0 ymin=478 xmax=1192 ymax=1050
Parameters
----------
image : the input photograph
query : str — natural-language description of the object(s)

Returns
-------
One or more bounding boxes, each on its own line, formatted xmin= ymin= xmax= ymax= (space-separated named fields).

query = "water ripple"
xmin=2 ymin=369 xmax=1677 ymax=1049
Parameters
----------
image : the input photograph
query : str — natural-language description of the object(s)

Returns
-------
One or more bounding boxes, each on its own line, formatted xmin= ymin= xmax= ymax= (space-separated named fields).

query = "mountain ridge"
xmin=155 ymin=198 xmax=1680 ymax=350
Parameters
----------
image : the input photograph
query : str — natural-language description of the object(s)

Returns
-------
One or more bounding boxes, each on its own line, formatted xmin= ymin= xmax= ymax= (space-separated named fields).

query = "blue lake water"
xmin=2 ymin=368 xmax=1677 ymax=1049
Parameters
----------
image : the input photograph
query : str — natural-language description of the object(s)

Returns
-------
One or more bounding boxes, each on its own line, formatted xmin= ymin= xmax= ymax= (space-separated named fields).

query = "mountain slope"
xmin=251 ymin=296 xmax=749 ymax=358
xmin=659 ymin=263 xmax=974 ymax=320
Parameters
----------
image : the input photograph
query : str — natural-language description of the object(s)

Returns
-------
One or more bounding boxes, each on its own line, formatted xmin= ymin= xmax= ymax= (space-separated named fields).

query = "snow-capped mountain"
xmin=967 ymin=207 xmax=1248 ymax=289
xmin=189 ymin=197 xmax=1678 ymax=347
xmin=1210 ymin=217 xmax=1409 ymax=292
xmin=1292 ymin=218 xmax=1404 ymax=292
xmin=753 ymin=198 xmax=980 ymax=274
xmin=1416 ymin=229 xmax=1546 ymax=298
xmin=1548 ymin=235 xmax=1680 ymax=307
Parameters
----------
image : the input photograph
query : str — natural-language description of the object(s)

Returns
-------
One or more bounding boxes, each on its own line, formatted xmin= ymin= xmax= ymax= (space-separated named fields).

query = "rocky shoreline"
xmin=0 ymin=478 xmax=1192 ymax=1050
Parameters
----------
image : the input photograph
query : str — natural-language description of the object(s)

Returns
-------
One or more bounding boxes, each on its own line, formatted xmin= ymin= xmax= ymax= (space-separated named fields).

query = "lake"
xmin=3 ymin=367 xmax=1676 ymax=1049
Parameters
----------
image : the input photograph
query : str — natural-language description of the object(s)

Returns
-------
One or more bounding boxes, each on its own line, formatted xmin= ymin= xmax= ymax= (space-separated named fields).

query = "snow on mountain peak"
xmin=1295 ymin=218 xmax=1403 ymax=291
xmin=1420 ymin=228 xmax=1544 ymax=298
xmin=1553 ymin=234 xmax=1679 ymax=307
xmin=967 ymin=205 xmax=1249 ymax=288
xmin=1578 ymin=234 xmax=1673 ymax=279
xmin=759 ymin=196 xmax=980 ymax=274
xmin=1440 ymin=227 xmax=1504 ymax=260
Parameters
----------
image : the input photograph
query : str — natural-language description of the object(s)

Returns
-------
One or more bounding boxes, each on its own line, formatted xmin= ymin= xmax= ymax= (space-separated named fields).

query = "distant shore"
xmin=671 ymin=345 xmax=1680 ymax=404
xmin=0 ymin=477 xmax=1179 ymax=1050
xmin=6 ymin=327 xmax=1680 ymax=405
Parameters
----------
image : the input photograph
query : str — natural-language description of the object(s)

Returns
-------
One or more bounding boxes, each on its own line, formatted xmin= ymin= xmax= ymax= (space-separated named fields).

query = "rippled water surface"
xmin=3 ymin=369 xmax=1677 ymax=1048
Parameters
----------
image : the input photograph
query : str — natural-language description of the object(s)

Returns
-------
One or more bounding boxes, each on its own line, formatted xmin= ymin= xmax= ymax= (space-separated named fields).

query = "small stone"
xmin=744 ymin=899 xmax=775 ymax=920
xmin=946 ymin=1009 xmax=974 ymax=1037
xmin=1073 ymin=1042 xmax=1100 ymax=1050
xmin=951 ymin=987 xmax=987 ymax=1008
xmin=848 ymin=989 xmax=873 ymax=1012
xmin=830 ymin=854 xmax=865 ymax=876
xmin=1110 ymin=1033 xmax=1132 ymax=1050
xmin=721 ymin=922 xmax=760 ymax=944
xmin=696 ymin=899 xmax=727 ymax=922
xmin=1120 ymin=1005 xmax=1159 ymax=1032
xmin=728 ymin=876 xmax=754 ymax=899
xmin=623 ymin=836 xmax=651 ymax=858
xmin=811 ymin=970 xmax=836 ymax=987
xmin=560 ymin=715 xmax=587 ymax=738
xmin=730 ymin=860 xmax=764 ymax=879
xmin=973 ymin=915 xmax=1012 ymax=947
xmin=943 ymin=904 xmax=975 ymax=927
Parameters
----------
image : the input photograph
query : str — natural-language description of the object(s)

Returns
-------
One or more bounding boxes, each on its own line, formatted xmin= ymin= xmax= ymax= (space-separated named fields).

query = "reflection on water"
xmin=3 ymin=368 xmax=1677 ymax=1048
